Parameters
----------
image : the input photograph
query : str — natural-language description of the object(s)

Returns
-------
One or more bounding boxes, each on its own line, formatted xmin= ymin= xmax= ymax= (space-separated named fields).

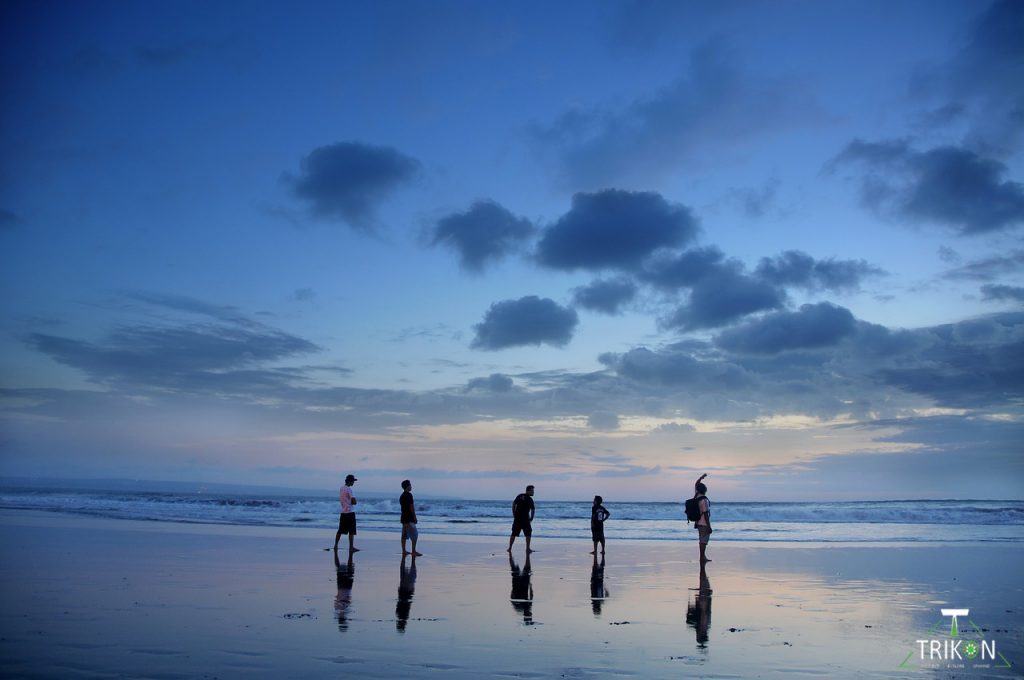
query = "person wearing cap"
xmin=334 ymin=474 xmax=360 ymax=552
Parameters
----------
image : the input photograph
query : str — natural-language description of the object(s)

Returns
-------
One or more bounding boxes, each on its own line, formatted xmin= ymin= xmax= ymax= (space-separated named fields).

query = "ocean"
xmin=2 ymin=487 xmax=1022 ymax=544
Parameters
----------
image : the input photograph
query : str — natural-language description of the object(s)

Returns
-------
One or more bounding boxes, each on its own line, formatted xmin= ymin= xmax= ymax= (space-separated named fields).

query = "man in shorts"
xmin=400 ymin=479 xmax=422 ymax=556
xmin=334 ymin=474 xmax=359 ymax=552
xmin=507 ymin=485 xmax=535 ymax=553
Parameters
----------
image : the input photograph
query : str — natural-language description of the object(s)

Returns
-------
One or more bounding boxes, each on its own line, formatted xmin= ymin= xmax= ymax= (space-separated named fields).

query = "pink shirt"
xmin=339 ymin=485 xmax=355 ymax=513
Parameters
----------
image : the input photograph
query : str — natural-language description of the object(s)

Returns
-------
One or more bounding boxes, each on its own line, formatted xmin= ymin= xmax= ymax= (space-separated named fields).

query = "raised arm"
xmin=694 ymin=473 xmax=707 ymax=496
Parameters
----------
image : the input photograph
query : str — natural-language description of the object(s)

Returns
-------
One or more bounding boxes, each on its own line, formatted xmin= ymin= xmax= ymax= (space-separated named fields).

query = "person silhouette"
xmin=395 ymin=553 xmax=417 ymax=633
xmin=590 ymin=552 xmax=608 ymax=616
xmin=685 ymin=561 xmax=712 ymax=649
xmin=509 ymin=553 xmax=534 ymax=625
xmin=333 ymin=549 xmax=355 ymax=633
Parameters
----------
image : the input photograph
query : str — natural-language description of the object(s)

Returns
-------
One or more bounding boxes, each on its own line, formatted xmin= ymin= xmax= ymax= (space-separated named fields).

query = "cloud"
xmin=536 ymin=189 xmax=699 ymax=271
xmin=587 ymin=411 xmax=620 ymax=431
xmin=572 ymin=278 xmax=637 ymax=315
xmin=942 ymin=251 xmax=1024 ymax=281
xmin=981 ymin=284 xmax=1024 ymax=304
xmin=722 ymin=179 xmax=781 ymax=219
xmin=430 ymin=200 xmax=535 ymax=272
xmin=27 ymin=323 xmax=319 ymax=389
xmin=755 ymin=250 xmax=886 ymax=293
xmin=663 ymin=270 xmax=785 ymax=331
xmin=639 ymin=247 xmax=727 ymax=290
xmin=471 ymin=296 xmax=579 ymax=350
xmin=830 ymin=139 xmax=1024 ymax=234
xmin=911 ymin=0 xmax=1024 ymax=155
xmin=466 ymin=373 xmax=515 ymax=393
xmin=715 ymin=303 xmax=858 ymax=354
xmin=282 ymin=141 xmax=420 ymax=231
xmin=532 ymin=41 xmax=823 ymax=188
xmin=878 ymin=312 xmax=1024 ymax=408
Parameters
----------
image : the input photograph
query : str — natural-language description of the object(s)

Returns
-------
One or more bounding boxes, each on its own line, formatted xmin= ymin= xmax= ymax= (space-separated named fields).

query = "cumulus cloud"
xmin=282 ymin=141 xmax=420 ymax=231
xmin=639 ymin=247 xmax=727 ymax=290
xmin=471 ymin=296 xmax=579 ymax=350
xmin=532 ymin=41 xmax=823 ymax=188
xmin=715 ymin=303 xmax=858 ymax=354
xmin=830 ymin=139 xmax=1024 ymax=234
xmin=430 ymin=200 xmax=535 ymax=272
xmin=572 ymin=278 xmax=637 ymax=315
xmin=536 ymin=189 xmax=698 ymax=271
xmin=981 ymin=284 xmax=1024 ymax=304
xmin=466 ymin=373 xmax=515 ymax=393
xmin=663 ymin=270 xmax=785 ymax=330
xmin=755 ymin=250 xmax=886 ymax=293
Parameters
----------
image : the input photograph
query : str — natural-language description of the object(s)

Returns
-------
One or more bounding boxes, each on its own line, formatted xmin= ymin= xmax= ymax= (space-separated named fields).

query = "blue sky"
xmin=1 ymin=0 xmax=1022 ymax=501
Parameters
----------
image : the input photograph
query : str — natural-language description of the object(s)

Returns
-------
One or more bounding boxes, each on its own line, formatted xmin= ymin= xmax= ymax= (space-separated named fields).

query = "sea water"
xmin=2 ymin=487 xmax=1022 ymax=543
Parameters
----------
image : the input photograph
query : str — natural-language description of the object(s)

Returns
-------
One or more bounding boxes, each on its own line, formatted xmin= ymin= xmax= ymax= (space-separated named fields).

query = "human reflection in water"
xmin=685 ymin=561 xmax=712 ymax=649
xmin=509 ymin=553 xmax=534 ymax=625
xmin=590 ymin=553 xmax=608 ymax=616
xmin=396 ymin=554 xmax=417 ymax=633
xmin=334 ymin=550 xmax=355 ymax=633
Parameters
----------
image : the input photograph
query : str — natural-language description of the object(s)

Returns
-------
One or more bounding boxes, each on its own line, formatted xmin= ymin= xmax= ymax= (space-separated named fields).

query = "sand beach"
xmin=1 ymin=508 xmax=1021 ymax=679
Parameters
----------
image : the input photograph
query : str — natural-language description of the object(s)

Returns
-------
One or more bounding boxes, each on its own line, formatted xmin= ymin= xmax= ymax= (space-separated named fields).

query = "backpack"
xmin=685 ymin=495 xmax=706 ymax=523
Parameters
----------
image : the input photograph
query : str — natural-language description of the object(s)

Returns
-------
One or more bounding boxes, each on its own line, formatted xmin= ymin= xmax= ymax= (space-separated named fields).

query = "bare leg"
xmin=590 ymin=541 xmax=597 ymax=555
xmin=507 ymin=533 xmax=515 ymax=552
xmin=349 ymin=533 xmax=360 ymax=552
xmin=600 ymin=539 xmax=605 ymax=555
xmin=525 ymin=535 xmax=534 ymax=553
xmin=334 ymin=528 xmax=342 ymax=551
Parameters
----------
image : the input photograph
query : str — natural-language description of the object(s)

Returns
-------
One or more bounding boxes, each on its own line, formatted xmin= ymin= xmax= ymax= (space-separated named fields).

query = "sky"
xmin=1 ymin=0 xmax=1022 ymax=501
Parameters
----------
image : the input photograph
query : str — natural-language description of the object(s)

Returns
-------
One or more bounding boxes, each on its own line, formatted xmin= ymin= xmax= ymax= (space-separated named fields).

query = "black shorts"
xmin=511 ymin=518 xmax=532 ymax=537
xmin=591 ymin=523 xmax=605 ymax=542
xmin=337 ymin=512 xmax=357 ymax=535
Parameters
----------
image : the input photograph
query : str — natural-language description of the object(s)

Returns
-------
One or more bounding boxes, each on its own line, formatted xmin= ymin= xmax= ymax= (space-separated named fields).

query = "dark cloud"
xmin=430 ymin=200 xmax=535 ymax=272
xmin=532 ymin=41 xmax=823 ymax=188
xmin=125 ymin=291 xmax=255 ymax=325
xmin=942 ymin=251 xmax=1024 ymax=281
xmin=715 ymin=303 xmax=858 ymax=354
xmin=282 ymin=141 xmax=420 ymax=231
xmin=912 ymin=0 xmax=1024 ymax=155
xmin=290 ymin=288 xmax=316 ymax=302
xmin=471 ymin=296 xmax=579 ymax=350
xmin=536 ymin=189 xmax=698 ymax=272
xmin=587 ymin=411 xmax=620 ymax=431
xmin=572 ymin=278 xmax=637 ymax=315
xmin=601 ymin=346 xmax=751 ymax=390
xmin=466 ymin=373 xmax=515 ymax=393
xmin=831 ymin=139 xmax=1024 ymax=234
xmin=755 ymin=250 xmax=886 ymax=293
xmin=878 ymin=312 xmax=1024 ymax=408
xmin=981 ymin=284 xmax=1024 ymax=304
xmin=27 ymin=323 xmax=319 ymax=390
xmin=639 ymin=247 xmax=727 ymax=290
xmin=663 ymin=270 xmax=785 ymax=331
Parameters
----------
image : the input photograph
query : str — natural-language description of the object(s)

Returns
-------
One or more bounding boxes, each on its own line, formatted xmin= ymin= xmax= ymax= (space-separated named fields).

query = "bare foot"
xmin=412 ymin=551 xmax=423 ymax=557
xmin=526 ymin=548 xmax=536 ymax=553
xmin=589 ymin=550 xmax=596 ymax=555
xmin=350 ymin=547 xmax=361 ymax=553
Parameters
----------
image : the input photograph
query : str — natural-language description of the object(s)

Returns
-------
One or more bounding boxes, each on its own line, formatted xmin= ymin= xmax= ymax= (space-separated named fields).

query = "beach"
xmin=1 ymin=509 xmax=1021 ymax=679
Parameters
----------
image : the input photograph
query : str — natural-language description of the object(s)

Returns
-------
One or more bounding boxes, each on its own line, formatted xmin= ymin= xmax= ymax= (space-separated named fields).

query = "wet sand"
xmin=1 ymin=509 xmax=1021 ymax=679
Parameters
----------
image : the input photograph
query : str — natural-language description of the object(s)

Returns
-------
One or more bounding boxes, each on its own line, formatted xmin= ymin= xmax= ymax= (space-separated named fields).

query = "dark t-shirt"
xmin=400 ymin=490 xmax=416 ymax=524
xmin=513 ymin=493 xmax=534 ymax=521
xmin=591 ymin=504 xmax=609 ymax=526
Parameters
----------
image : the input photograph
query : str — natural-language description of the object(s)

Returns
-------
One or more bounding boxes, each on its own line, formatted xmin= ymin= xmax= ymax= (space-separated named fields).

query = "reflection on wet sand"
xmin=509 ymin=553 xmax=534 ymax=625
xmin=396 ymin=554 xmax=417 ymax=633
xmin=686 ymin=562 xmax=712 ymax=649
xmin=334 ymin=550 xmax=354 ymax=632
xmin=590 ymin=553 xmax=608 ymax=616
